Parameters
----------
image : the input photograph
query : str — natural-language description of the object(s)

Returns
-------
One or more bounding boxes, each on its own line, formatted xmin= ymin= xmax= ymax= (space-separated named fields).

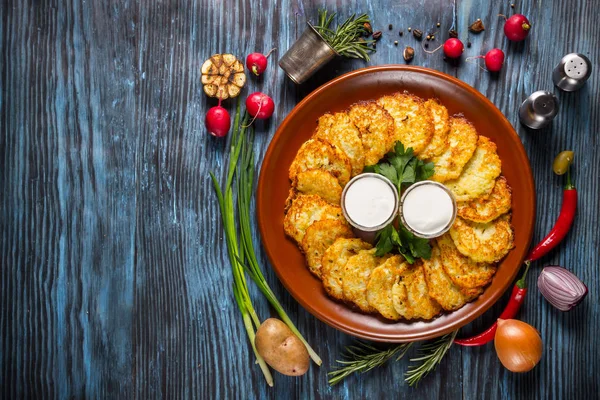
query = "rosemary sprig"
xmin=313 ymin=9 xmax=375 ymax=61
xmin=328 ymin=342 xmax=412 ymax=386
xmin=328 ymin=330 xmax=458 ymax=386
xmin=404 ymin=330 xmax=458 ymax=386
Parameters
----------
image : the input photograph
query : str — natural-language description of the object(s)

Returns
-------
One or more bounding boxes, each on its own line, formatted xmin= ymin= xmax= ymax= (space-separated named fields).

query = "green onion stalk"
xmin=210 ymin=99 xmax=321 ymax=385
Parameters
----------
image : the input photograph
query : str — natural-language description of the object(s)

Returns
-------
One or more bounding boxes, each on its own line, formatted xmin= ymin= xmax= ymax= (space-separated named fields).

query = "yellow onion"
xmin=494 ymin=319 xmax=543 ymax=373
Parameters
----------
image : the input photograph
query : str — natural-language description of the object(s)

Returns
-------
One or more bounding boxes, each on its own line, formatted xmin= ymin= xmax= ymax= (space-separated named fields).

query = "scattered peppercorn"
xmin=511 ymin=3 xmax=515 ymax=8
xmin=363 ymin=22 xmax=373 ymax=35
xmin=408 ymin=27 xmax=412 ymax=32
xmin=467 ymin=41 xmax=472 ymax=48
xmin=403 ymin=46 xmax=415 ymax=61
xmin=399 ymin=31 xmax=403 ymax=36
xmin=449 ymin=29 xmax=458 ymax=38
xmin=469 ymin=20 xmax=485 ymax=33
xmin=394 ymin=40 xmax=398 ymax=45
xmin=389 ymin=24 xmax=393 ymax=30
xmin=431 ymin=35 xmax=435 ymax=40
xmin=413 ymin=29 xmax=423 ymax=39
xmin=424 ymin=43 xmax=429 ymax=48
xmin=437 ymin=22 xmax=441 ymax=27
xmin=372 ymin=31 xmax=382 ymax=40
xmin=426 ymin=35 xmax=431 ymax=40
xmin=372 ymin=43 xmax=377 ymax=48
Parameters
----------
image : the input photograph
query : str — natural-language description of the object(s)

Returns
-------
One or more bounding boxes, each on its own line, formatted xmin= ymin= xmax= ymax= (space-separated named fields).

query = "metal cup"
xmin=552 ymin=53 xmax=592 ymax=92
xmin=279 ymin=22 xmax=338 ymax=84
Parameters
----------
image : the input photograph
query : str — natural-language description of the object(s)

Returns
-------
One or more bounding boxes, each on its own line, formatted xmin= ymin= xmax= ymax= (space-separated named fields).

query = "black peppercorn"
xmin=372 ymin=31 xmax=382 ymax=40
xmin=467 ymin=41 xmax=472 ymax=48
xmin=389 ymin=24 xmax=393 ymax=30
xmin=399 ymin=31 xmax=403 ymax=36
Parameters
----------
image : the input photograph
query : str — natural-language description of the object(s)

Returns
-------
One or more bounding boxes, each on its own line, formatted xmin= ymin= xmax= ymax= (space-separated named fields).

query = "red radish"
xmin=246 ymin=48 xmax=276 ymax=76
xmin=443 ymin=38 xmax=464 ymax=58
xmin=205 ymin=102 xmax=231 ymax=137
xmin=246 ymin=92 xmax=275 ymax=119
xmin=467 ymin=48 xmax=505 ymax=72
xmin=484 ymin=48 xmax=505 ymax=71
xmin=501 ymin=14 xmax=531 ymax=41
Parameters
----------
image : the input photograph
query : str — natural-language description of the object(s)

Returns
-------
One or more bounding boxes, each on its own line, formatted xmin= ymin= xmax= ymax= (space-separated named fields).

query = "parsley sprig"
xmin=365 ymin=142 xmax=435 ymax=263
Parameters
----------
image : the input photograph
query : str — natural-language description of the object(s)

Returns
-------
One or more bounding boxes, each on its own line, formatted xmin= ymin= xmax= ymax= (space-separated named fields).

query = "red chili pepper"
xmin=526 ymin=168 xmax=577 ymax=262
xmin=455 ymin=164 xmax=577 ymax=347
xmin=454 ymin=263 xmax=529 ymax=346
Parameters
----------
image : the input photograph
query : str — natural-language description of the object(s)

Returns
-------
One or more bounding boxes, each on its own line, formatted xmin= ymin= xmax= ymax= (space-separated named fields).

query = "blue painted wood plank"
xmin=1 ymin=0 xmax=598 ymax=399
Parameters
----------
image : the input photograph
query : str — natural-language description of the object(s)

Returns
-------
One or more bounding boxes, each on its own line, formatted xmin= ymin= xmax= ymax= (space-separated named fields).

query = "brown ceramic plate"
xmin=257 ymin=66 xmax=535 ymax=342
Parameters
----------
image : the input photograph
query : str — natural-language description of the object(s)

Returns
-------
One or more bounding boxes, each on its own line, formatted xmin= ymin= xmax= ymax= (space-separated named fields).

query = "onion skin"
xmin=495 ymin=319 xmax=543 ymax=373
xmin=538 ymin=266 xmax=588 ymax=311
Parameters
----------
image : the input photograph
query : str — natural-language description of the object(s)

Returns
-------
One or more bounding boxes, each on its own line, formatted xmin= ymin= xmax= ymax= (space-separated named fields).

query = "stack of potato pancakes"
xmin=284 ymin=92 xmax=514 ymax=321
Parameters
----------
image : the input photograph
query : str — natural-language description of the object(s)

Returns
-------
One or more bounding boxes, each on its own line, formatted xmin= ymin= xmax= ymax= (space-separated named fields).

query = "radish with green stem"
xmin=246 ymin=48 xmax=276 ymax=76
xmin=500 ymin=14 xmax=531 ymax=41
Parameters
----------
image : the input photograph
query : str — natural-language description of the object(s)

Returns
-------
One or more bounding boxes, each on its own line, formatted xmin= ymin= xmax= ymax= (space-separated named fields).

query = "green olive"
xmin=553 ymin=150 xmax=574 ymax=175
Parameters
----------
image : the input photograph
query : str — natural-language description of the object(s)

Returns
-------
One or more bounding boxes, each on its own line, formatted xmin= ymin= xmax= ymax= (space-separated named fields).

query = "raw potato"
xmin=255 ymin=318 xmax=309 ymax=376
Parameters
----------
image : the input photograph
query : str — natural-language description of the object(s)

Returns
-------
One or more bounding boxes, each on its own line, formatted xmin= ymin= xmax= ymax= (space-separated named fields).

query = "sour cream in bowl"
xmin=341 ymin=173 xmax=399 ymax=232
xmin=399 ymin=180 xmax=457 ymax=239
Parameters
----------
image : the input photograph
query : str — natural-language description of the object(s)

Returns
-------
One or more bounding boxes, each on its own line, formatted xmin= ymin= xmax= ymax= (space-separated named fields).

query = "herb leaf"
xmin=371 ymin=141 xmax=435 ymax=263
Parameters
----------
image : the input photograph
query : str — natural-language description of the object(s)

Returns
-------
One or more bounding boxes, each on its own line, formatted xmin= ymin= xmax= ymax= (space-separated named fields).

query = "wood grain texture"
xmin=1 ymin=0 xmax=598 ymax=399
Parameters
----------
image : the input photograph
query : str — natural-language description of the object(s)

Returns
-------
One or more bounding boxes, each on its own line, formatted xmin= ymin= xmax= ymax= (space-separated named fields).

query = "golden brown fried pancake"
xmin=422 ymin=244 xmax=483 ymax=311
xmin=437 ymin=234 xmax=496 ymax=289
xmin=322 ymin=238 xmax=373 ymax=300
xmin=289 ymin=169 xmax=342 ymax=206
xmin=377 ymin=93 xmax=435 ymax=155
xmin=449 ymin=215 xmax=515 ymax=263
xmin=457 ymin=176 xmax=512 ymax=223
xmin=420 ymin=99 xmax=450 ymax=159
xmin=283 ymin=194 xmax=345 ymax=244
xmin=289 ymin=138 xmax=352 ymax=186
xmin=431 ymin=117 xmax=478 ymax=182
xmin=347 ymin=102 xmax=395 ymax=166
xmin=367 ymin=255 xmax=407 ymax=320
xmin=301 ymin=220 xmax=354 ymax=278
xmin=342 ymin=249 xmax=390 ymax=312
xmin=313 ymin=112 xmax=365 ymax=176
xmin=445 ymin=136 xmax=502 ymax=202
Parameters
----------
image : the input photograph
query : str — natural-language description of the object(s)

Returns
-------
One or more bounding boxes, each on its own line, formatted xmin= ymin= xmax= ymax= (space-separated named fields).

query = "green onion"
xmin=210 ymin=98 xmax=321 ymax=386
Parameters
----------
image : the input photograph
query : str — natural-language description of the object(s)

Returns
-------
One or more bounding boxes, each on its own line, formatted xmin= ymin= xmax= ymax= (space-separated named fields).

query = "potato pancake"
xmin=431 ymin=116 xmax=478 ymax=182
xmin=283 ymin=194 xmax=345 ymax=244
xmin=445 ymin=136 xmax=502 ymax=202
xmin=347 ymin=102 xmax=396 ymax=166
xmin=343 ymin=249 xmax=390 ymax=312
xmin=301 ymin=220 xmax=354 ymax=278
xmin=367 ymin=255 xmax=407 ymax=320
xmin=289 ymin=138 xmax=352 ymax=186
xmin=402 ymin=264 xmax=442 ymax=320
xmin=313 ymin=112 xmax=365 ymax=176
xmin=457 ymin=176 xmax=512 ymax=223
xmin=437 ymin=234 xmax=496 ymax=289
xmin=322 ymin=238 xmax=372 ymax=300
xmin=420 ymin=99 xmax=450 ymax=159
xmin=422 ymin=244 xmax=483 ymax=311
xmin=291 ymin=169 xmax=343 ymax=205
xmin=449 ymin=215 xmax=515 ymax=263
xmin=377 ymin=92 xmax=435 ymax=155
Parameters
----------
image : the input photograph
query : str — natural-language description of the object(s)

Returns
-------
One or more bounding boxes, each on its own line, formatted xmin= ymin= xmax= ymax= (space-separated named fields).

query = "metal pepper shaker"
xmin=552 ymin=53 xmax=592 ymax=91
xmin=519 ymin=91 xmax=559 ymax=129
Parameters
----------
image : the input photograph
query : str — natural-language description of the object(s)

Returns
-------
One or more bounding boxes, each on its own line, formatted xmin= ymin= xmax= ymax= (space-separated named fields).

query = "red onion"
xmin=537 ymin=266 xmax=588 ymax=311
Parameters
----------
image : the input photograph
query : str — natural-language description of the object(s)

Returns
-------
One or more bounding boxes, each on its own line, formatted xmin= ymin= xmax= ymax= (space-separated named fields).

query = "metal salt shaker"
xmin=519 ymin=91 xmax=559 ymax=129
xmin=552 ymin=53 xmax=592 ymax=91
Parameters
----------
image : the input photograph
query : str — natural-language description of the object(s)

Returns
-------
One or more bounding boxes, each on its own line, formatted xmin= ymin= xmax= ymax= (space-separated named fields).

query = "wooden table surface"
xmin=2 ymin=0 xmax=599 ymax=398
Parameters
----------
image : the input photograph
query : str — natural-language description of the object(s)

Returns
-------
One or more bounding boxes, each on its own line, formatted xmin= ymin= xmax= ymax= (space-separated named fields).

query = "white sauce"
xmin=402 ymin=183 xmax=454 ymax=235
xmin=344 ymin=176 xmax=396 ymax=228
